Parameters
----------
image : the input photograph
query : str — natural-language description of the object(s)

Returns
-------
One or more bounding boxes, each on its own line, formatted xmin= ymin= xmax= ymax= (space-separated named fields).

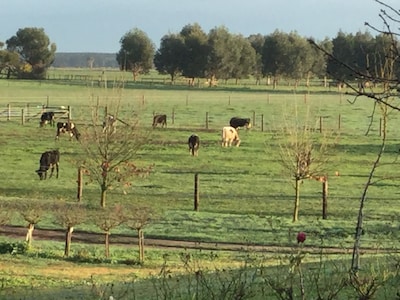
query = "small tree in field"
xmin=53 ymin=202 xmax=86 ymax=257
xmin=278 ymin=108 xmax=335 ymax=222
xmin=78 ymin=99 xmax=153 ymax=208
xmin=125 ymin=205 xmax=154 ymax=263
xmin=93 ymin=204 xmax=126 ymax=258
xmin=18 ymin=201 xmax=45 ymax=247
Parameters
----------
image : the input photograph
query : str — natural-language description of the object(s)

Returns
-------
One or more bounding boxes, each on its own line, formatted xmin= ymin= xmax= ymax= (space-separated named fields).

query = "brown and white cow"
xmin=55 ymin=122 xmax=80 ymax=140
xmin=152 ymin=114 xmax=167 ymax=128
xmin=221 ymin=126 xmax=240 ymax=147
xmin=188 ymin=134 xmax=200 ymax=156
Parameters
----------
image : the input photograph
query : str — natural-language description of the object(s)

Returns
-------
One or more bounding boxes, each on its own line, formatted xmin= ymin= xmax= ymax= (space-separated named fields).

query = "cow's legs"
xmin=49 ymin=165 xmax=54 ymax=178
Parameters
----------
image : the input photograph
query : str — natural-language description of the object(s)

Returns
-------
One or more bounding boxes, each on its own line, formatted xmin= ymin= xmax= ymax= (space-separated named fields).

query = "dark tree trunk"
xmin=64 ymin=226 xmax=73 ymax=257
xmin=105 ymin=231 xmax=110 ymax=258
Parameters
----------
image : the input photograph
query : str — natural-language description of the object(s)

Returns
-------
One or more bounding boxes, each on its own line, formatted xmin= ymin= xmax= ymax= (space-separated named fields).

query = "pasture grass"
xmin=1 ymin=78 xmax=400 ymax=298
xmin=1 ymin=79 xmax=400 ymax=248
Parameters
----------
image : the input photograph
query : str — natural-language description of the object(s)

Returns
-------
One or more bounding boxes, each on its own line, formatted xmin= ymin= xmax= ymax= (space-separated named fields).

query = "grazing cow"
xmin=221 ymin=126 xmax=241 ymax=147
xmin=229 ymin=117 xmax=251 ymax=129
xmin=102 ymin=114 xmax=117 ymax=134
xmin=188 ymin=134 xmax=200 ymax=156
xmin=36 ymin=150 xmax=60 ymax=180
xmin=40 ymin=112 xmax=55 ymax=127
xmin=55 ymin=122 xmax=80 ymax=140
xmin=152 ymin=114 xmax=167 ymax=128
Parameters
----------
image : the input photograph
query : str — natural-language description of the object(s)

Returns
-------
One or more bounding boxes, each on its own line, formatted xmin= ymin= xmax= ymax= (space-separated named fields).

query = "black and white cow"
xmin=102 ymin=114 xmax=117 ymax=134
xmin=40 ymin=112 xmax=55 ymax=127
xmin=36 ymin=150 xmax=60 ymax=180
xmin=152 ymin=114 xmax=167 ymax=128
xmin=55 ymin=122 xmax=80 ymax=140
xmin=188 ymin=134 xmax=200 ymax=156
xmin=229 ymin=117 xmax=251 ymax=129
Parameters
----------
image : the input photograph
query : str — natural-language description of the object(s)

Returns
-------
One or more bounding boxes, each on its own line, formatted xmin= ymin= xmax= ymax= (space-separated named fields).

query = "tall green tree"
xmin=0 ymin=47 xmax=20 ymax=79
xmin=206 ymin=26 xmax=234 ymax=83
xmin=248 ymin=34 xmax=266 ymax=84
xmin=262 ymin=31 xmax=319 ymax=87
xmin=5 ymin=27 xmax=56 ymax=79
xmin=154 ymin=33 xmax=185 ymax=83
xmin=327 ymin=31 xmax=376 ymax=82
xmin=180 ymin=23 xmax=208 ymax=85
xmin=116 ymin=28 xmax=155 ymax=81
xmin=262 ymin=30 xmax=290 ymax=87
xmin=228 ymin=34 xmax=256 ymax=84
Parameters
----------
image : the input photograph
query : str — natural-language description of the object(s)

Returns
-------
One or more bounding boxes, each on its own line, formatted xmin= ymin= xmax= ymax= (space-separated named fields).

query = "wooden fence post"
xmin=68 ymin=106 xmax=72 ymax=122
xmin=261 ymin=114 xmax=264 ymax=132
xmin=21 ymin=109 xmax=25 ymax=125
xmin=253 ymin=111 xmax=256 ymax=127
xmin=205 ymin=112 xmax=209 ymax=129
xmin=172 ymin=108 xmax=175 ymax=125
xmin=77 ymin=167 xmax=83 ymax=201
xmin=46 ymin=96 xmax=50 ymax=107
xmin=322 ymin=178 xmax=328 ymax=219
xmin=186 ymin=95 xmax=189 ymax=106
xmin=194 ymin=173 xmax=199 ymax=211
xmin=7 ymin=104 xmax=11 ymax=121
xmin=228 ymin=95 xmax=231 ymax=105
xmin=338 ymin=114 xmax=341 ymax=131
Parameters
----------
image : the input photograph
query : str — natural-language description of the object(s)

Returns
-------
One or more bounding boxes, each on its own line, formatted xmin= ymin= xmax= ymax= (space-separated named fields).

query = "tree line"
xmin=0 ymin=24 xmax=398 ymax=84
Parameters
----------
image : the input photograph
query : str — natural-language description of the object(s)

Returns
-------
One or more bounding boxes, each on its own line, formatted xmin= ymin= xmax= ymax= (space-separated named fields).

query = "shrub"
xmin=0 ymin=241 xmax=28 ymax=255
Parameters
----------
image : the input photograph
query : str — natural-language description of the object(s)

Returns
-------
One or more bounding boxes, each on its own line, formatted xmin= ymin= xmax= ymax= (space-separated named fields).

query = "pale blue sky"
xmin=0 ymin=0 xmax=397 ymax=53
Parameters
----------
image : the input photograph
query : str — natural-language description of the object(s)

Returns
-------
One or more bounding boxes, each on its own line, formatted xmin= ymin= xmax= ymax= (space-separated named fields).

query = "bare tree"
xmin=125 ymin=205 xmax=154 ymax=263
xmin=309 ymin=0 xmax=400 ymax=272
xmin=77 ymin=99 xmax=153 ymax=208
xmin=278 ymin=107 xmax=335 ymax=222
xmin=53 ymin=202 xmax=87 ymax=257
xmin=18 ymin=201 xmax=45 ymax=247
xmin=92 ymin=204 xmax=126 ymax=258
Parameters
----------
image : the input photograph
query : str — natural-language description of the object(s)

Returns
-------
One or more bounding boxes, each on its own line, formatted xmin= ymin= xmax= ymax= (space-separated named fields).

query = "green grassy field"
xmin=1 ymin=77 xmax=400 ymax=298
xmin=1 ymin=79 xmax=400 ymax=248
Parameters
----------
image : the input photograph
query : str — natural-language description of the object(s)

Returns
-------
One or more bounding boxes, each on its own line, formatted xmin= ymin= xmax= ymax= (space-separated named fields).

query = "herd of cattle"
xmin=36 ymin=112 xmax=251 ymax=179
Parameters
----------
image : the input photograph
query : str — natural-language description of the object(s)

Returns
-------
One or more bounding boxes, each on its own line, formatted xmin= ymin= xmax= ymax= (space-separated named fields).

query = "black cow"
xmin=36 ymin=150 xmax=60 ymax=180
xmin=152 ymin=114 xmax=167 ymax=128
xmin=40 ymin=112 xmax=55 ymax=127
xmin=55 ymin=122 xmax=80 ymax=140
xmin=229 ymin=117 xmax=251 ymax=129
xmin=188 ymin=134 xmax=200 ymax=156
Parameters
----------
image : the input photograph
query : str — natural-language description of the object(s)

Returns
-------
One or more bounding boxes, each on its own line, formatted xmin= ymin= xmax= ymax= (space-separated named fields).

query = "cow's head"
xmin=35 ymin=168 xmax=47 ymax=180
xmin=245 ymin=119 xmax=252 ymax=129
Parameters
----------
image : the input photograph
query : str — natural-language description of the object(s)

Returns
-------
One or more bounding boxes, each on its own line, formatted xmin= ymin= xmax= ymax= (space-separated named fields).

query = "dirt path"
xmin=2 ymin=225 xmax=397 ymax=255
